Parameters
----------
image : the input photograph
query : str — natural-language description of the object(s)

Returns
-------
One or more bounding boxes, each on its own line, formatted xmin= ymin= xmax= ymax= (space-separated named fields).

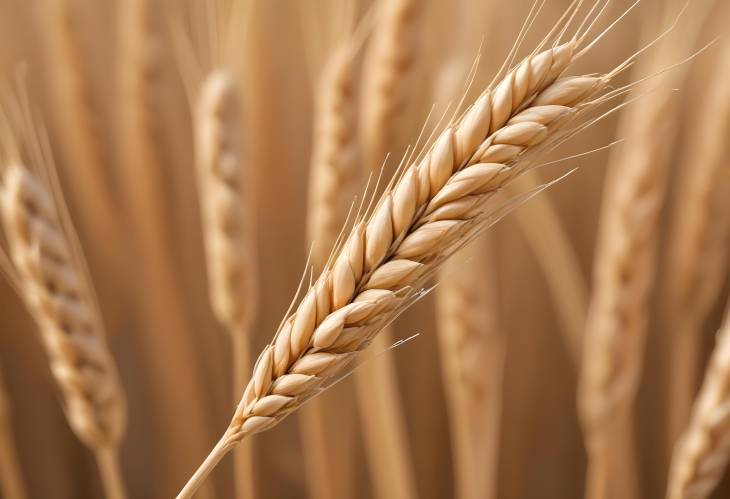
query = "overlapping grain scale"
xmin=0 ymin=164 xmax=126 ymax=450
xmin=228 ymin=40 xmax=600 ymax=440
xmin=579 ymin=91 xmax=678 ymax=499
xmin=665 ymin=43 xmax=730 ymax=444
xmin=0 ymin=369 xmax=27 ymax=499
xmin=437 ymin=235 xmax=504 ymax=499
xmin=303 ymin=42 xmax=361 ymax=499
xmin=667 ymin=301 xmax=730 ymax=499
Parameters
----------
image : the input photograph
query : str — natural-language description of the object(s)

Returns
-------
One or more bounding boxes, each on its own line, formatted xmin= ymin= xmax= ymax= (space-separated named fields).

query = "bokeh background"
xmin=0 ymin=0 xmax=728 ymax=498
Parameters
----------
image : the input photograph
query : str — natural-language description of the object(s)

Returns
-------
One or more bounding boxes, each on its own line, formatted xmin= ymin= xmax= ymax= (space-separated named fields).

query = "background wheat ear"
xmin=0 ymin=91 xmax=127 ymax=499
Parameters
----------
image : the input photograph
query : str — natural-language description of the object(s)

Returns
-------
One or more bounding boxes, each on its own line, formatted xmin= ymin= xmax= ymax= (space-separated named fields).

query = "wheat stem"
xmin=665 ymin=42 xmax=730 ymax=446
xmin=437 ymin=234 xmax=504 ymax=499
xmin=667 ymin=300 xmax=730 ymax=499
xmin=95 ymin=447 xmax=127 ymax=499
xmin=0 ymin=372 xmax=27 ymax=499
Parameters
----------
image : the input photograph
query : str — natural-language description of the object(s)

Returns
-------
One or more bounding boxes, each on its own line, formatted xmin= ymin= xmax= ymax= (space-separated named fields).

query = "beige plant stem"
xmin=665 ymin=43 xmax=730 ymax=447
xmin=358 ymin=1 xmax=422 ymax=497
xmin=507 ymin=171 xmax=587 ymax=364
xmin=303 ymin=42 xmax=361 ymax=499
xmin=195 ymin=70 xmax=256 ymax=499
xmin=667 ymin=299 xmax=730 ymax=499
xmin=118 ymin=1 xmax=215 ymax=496
xmin=0 ymin=370 xmax=27 ymax=499
xmin=177 ymin=17 xmax=642 ymax=495
xmin=437 ymin=235 xmax=504 ymax=499
xmin=45 ymin=0 xmax=121 ymax=270
xmin=0 ymin=104 xmax=127 ymax=499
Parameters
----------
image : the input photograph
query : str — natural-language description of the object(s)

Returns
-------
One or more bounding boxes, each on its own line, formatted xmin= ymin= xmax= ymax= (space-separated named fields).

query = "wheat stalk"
xmin=117 ymin=1 xmax=218 ymax=496
xmin=303 ymin=34 xmax=362 ymax=499
xmin=665 ymin=42 xmax=730 ymax=446
xmin=437 ymin=234 xmax=504 ymax=499
xmin=577 ymin=5 xmax=708 ymax=497
xmin=507 ymin=171 xmax=587 ymax=364
xmin=0 ymin=98 xmax=126 ymax=499
xmin=176 ymin=9 xmax=643 ymax=494
xmin=0 ymin=369 xmax=27 ymax=499
xmin=357 ymin=1 xmax=423 ymax=496
xmin=667 ymin=299 xmax=730 ymax=499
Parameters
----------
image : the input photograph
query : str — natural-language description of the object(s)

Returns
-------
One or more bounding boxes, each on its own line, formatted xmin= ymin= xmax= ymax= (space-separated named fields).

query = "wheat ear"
xmin=665 ymin=42 xmax=730 ymax=446
xmin=0 ymin=107 xmax=127 ymax=499
xmin=0 ymin=369 xmax=27 ymax=499
xmin=667 ymin=299 xmax=730 ymax=499
xmin=303 ymin=41 xmax=362 ymax=499
xmin=177 ymin=13 xmax=642 ymax=494
xmin=578 ymin=6 xmax=707 ymax=496
xmin=437 ymin=235 xmax=504 ymax=499
xmin=195 ymin=70 xmax=257 ymax=499
xmin=357 ymin=1 xmax=423 ymax=496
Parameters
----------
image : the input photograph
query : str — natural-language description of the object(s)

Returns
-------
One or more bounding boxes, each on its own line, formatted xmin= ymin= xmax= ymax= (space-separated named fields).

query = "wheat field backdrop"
xmin=0 ymin=0 xmax=728 ymax=498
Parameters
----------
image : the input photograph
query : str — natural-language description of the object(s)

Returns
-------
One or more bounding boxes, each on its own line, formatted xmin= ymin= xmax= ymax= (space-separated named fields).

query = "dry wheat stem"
xmin=0 ymin=370 xmax=27 ymax=499
xmin=578 ymin=87 xmax=678 ymax=499
xmin=507 ymin=171 xmax=587 ymax=364
xmin=194 ymin=69 xmax=257 ymax=499
xmin=437 ymin=235 xmax=504 ymax=499
xmin=118 ymin=1 xmax=217 ymax=497
xmin=177 ymin=17 xmax=636 ymax=493
xmin=358 ymin=1 xmax=423 ymax=495
xmin=302 ymin=40 xmax=362 ymax=499
xmin=665 ymin=43 xmax=730 ymax=444
xmin=0 ymin=160 xmax=127 ymax=498
xmin=667 ymin=300 xmax=730 ymax=499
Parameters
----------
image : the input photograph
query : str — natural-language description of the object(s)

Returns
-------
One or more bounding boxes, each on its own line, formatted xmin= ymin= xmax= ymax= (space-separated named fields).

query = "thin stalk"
xmin=95 ymin=448 xmax=127 ymax=499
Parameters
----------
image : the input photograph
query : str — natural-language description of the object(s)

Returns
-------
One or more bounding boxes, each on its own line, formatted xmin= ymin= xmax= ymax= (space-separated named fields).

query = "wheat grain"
xmin=437 ymin=234 xmax=504 ymax=499
xmin=0 ymin=369 xmax=27 ymax=499
xmin=0 ymin=104 xmax=126 ymax=499
xmin=665 ymin=42 xmax=730 ymax=445
xmin=176 ymin=14 xmax=640 ymax=494
xmin=667 ymin=299 xmax=730 ymax=499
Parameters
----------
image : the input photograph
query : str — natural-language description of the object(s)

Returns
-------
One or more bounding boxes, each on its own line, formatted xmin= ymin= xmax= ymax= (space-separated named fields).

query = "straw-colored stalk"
xmin=303 ymin=43 xmax=361 ymax=499
xmin=0 ymin=370 xmax=27 ymax=499
xmin=357 ymin=1 xmax=422 ymax=496
xmin=578 ymin=86 xmax=678 ymax=499
xmin=0 ymin=161 xmax=127 ymax=499
xmin=118 ymin=1 xmax=215 ymax=496
xmin=665 ymin=44 xmax=730 ymax=445
xmin=194 ymin=70 xmax=256 ymax=499
xmin=45 ymin=0 xmax=121 ymax=268
xmin=667 ymin=300 xmax=730 ymax=499
xmin=437 ymin=235 xmax=504 ymax=499
xmin=507 ymin=171 xmax=587 ymax=364
xmin=177 ymin=26 xmax=636 ymax=497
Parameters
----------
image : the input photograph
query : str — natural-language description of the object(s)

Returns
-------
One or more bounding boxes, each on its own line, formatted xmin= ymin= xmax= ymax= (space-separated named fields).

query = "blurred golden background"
xmin=0 ymin=0 xmax=728 ymax=498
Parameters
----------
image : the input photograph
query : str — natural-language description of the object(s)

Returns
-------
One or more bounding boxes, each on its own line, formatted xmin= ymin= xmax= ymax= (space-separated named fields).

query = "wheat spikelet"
xmin=0 ymin=369 xmax=27 ymax=499
xmin=176 ymin=10 xmax=643 ymax=493
xmin=665 ymin=42 xmax=730 ymax=444
xmin=302 ymin=35 xmax=362 ymax=499
xmin=667 ymin=300 xmax=730 ymax=499
xmin=437 ymin=235 xmax=504 ymax=499
xmin=0 ymin=99 xmax=126 ymax=499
